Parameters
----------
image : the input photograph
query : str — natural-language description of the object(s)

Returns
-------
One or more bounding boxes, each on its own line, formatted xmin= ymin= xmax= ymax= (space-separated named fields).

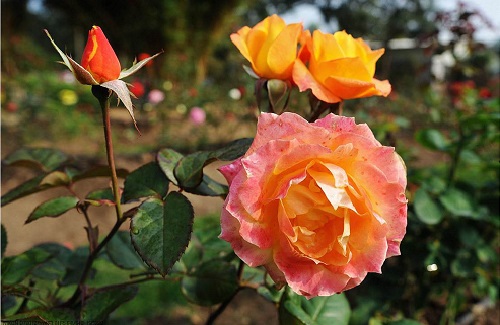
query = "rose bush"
xmin=219 ymin=112 xmax=407 ymax=297
xmin=293 ymin=30 xmax=391 ymax=103
xmin=230 ymin=14 xmax=303 ymax=81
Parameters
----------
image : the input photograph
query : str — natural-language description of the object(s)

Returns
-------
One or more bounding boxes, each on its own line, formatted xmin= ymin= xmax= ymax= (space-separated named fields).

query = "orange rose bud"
xmin=81 ymin=26 xmax=121 ymax=83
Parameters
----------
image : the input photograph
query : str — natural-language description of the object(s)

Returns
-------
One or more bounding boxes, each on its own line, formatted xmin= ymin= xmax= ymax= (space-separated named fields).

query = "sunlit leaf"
xmin=85 ymin=188 xmax=115 ymax=207
xmin=26 ymin=196 xmax=79 ymax=224
xmin=157 ymin=148 xmax=184 ymax=185
xmin=1 ymin=174 xmax=47 ymax=207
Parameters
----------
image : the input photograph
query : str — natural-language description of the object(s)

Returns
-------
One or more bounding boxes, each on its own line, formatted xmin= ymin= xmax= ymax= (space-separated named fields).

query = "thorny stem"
xmin=205 ymin=261 xmax=245 ymax=325
xmin=97 ymin=88 xmax=123 ymax=222
xmin=61 ymin=85 xmax=126 ymax=307
xmin=80 ymin=204 xmax=98 ymax=252
xmin=63 ymin=212 xmax=126 ymax=307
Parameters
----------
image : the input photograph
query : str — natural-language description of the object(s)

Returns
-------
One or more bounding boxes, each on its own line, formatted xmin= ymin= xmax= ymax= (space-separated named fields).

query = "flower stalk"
xmin=92 ymin=85 xmax=123 ymax=221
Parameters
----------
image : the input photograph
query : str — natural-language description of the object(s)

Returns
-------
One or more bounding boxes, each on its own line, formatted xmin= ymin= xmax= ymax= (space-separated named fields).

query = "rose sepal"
xmin=44 ymin=29 xmax=99 ymax=85
xmin=99 ymin=80 xmax=139 ymax=133
xmin=119 ymin=52 xmax=163 ymax=80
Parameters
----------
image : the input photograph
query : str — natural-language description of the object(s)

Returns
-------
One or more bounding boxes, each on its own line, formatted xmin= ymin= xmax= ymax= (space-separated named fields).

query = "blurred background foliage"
xmin=1 ymin=0 xmax=499 ymax=324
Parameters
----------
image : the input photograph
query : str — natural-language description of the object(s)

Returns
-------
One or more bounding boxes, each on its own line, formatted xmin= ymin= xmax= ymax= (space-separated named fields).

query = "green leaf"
xmin=106 ymin=231 xmax=146 ymax=270
xmin=439 ymin=188 xmax=475 ymax=218
xmin=122 ymin=162 xmax=169 ymax=203
xmin=186 ymin=174 xmax=228 ymax=197
xmin=210 ymin=138 xmax=254 ymax=161
xmin=385 ymin=320 xmax=422 ymax=325
xmin=2 ymin=174 xmax=52 ymax=207
xmin=26 ymin=196 xmax=79 ymax=224
xmin=1 ymin=247 xmax=52 ymax=285
xmin=31 ymin=243 xmax=73 ymax=280
xmin=60 ymin=247 xmax=91 ymax=286
xmin=157 ymin=148 xmax=184 ymax=185
xmin=174 ymin=138 xmax=252 ymax=189
xmin=1 ymin=224 xmax=7 ymax=256
xmin=174 ymin=151 xmax=212 ymax=189
xmin=258 ymin=285 xmax=285 ymax=304
xmin=413 ymin=188 xmax=444 ymax=225
xmin=4 ymin=170 xmax=72 ymax=206
xmin=71 ymin=165 xmax=129 ymax=182
xmin=86 ymin=188 xmax=115 ymax=207
xmin=193 ymin=214 xmax=232 ymax=262
xmin=80 ymin=286 xmax=138 ymax=321
xmin=415 ymin=129 xmax=449 ymax=151
xmin=181 ymin=260 xmax=239 ymax=306
xmin=130 ymin=192 xmax=194 ymax=276
xmin=174 ymin=237 xmax=203 ymax=273
xmin=279 ymin=288 xmax=351 ymax=325
xmin=2 ymin=147 xmax=68 ymax=172
xmin=2 ymin=308 xmax=78 ymax=323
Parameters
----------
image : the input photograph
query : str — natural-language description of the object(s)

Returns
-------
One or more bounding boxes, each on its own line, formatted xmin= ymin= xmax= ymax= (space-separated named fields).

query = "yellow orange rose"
xmin=219 ymin=112 xmax=407 ymax=297
xmin=293 ymin=30 xmax=391 ymax=103
xmin=231 ymin=14 xmax=303 ymax=81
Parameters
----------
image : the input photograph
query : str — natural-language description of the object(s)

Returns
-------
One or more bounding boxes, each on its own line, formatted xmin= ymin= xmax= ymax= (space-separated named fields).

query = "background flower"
xmin=219 ymin=112 xmax=407 ymax=297
xmin=293 ymin=30 xmax=391 ymax=103
xmin=189 ymin=106 xmax=206 ymax=126
xmin=231 ymin=14 xmax=303 ymax=81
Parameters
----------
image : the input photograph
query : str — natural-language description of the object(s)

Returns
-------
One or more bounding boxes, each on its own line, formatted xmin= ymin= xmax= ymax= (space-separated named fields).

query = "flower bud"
xmin=81 ymin=26 xmax=121 ymax=83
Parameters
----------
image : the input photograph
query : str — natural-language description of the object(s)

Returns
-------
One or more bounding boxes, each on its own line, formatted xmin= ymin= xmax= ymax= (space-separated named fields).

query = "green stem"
xmin=205 ymin=261 xmax=245 ymax=325
xmin=447 ymin=124 xmax=464 ymax=188
xmin=61 ymin=86 xmax=126 ymax=307
xmin=98 ymin=92 xmax=123 ymax=221
xmin=62 ymin=217 xmax=126 ymax=307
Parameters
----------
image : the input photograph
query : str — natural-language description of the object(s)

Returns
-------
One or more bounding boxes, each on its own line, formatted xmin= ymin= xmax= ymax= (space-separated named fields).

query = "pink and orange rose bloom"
xmin=219 ymin=112 xmax=407 ymax=297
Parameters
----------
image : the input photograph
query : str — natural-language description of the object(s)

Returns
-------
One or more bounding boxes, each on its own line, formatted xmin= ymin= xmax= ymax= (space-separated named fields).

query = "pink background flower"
xmin=189 ymin=106 xmax=206 ymax=126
